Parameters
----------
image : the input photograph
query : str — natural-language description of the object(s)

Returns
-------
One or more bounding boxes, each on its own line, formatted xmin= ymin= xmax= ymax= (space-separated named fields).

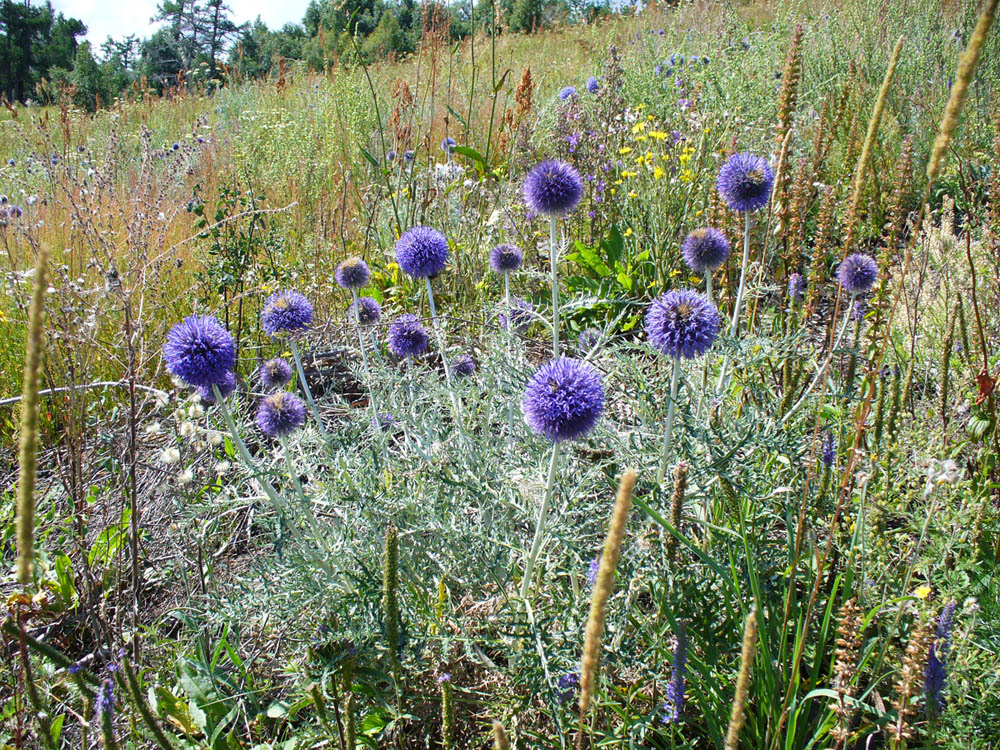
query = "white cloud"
xmin=50 ymin=0 xmax=312 ymax=49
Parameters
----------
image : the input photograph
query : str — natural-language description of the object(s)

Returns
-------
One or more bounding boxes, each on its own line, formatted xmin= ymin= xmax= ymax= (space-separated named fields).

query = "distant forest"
xmin=0 ymin=0 xmax=618 ymax=111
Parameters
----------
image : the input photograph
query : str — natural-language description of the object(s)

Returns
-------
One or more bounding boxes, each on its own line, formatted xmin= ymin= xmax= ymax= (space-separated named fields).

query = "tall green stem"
xmin=549 ymin=215 xmax=560 ymax=357
xmin=716 ymin=212 xmax=753 ymax=393
xmin=520 ymin=443 xmax=562 ymax=599
xmin=657 ymin=358 xmax=682 ymax=486
xmin=425 ymin=277 xmax=464 ymax=427
xmin=291 ymin=339 xmax=325 ymax=434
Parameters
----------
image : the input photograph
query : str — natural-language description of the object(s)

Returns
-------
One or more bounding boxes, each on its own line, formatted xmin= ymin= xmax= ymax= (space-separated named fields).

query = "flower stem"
xmin=657 ymin=358 xmax=682 ymax=486
xmin=716 ymin=212 xmax=752 ymax=393
xmin=425 ymin=277 xmax=465 ymax=427
xmin=351 ymin=288 xmax=378 ymax=421
xmin=780 ymin=292 xmax=856 ymax=424
xmin=290 ymin=339 xmax=326 ymax=434
xmin=520 ymin=442 xmax=562 ymax=599
xmin=213 ymin=386 xmax=334 ymax=575
xmin=549 ymin=215 xmax=560 ymax=358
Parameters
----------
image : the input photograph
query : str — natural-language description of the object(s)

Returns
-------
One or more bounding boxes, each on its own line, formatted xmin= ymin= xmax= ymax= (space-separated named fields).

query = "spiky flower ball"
xmin=523 ymin=160 xmax=584 ymax=216
xmin=585 ymin=76 xmax=600 ymax=93
xmin=559 ymin=86 xmax=577 ymax=101
xmin=489 ymin=243 xmax=524 ymax=273
xmin=451 ymin=354 xmax=476 ymax=378
xmin=388 ymin=313 xmax=429 ymax=358
xmin=164 ymin=315 xmax=235 ymax=389
xmin=256 ymin=392 xmax=307 ymax=438
xmin=681 ymin=228 xmax=730 ymax=273
xmin=788 ymin=272 xmax=807 ymax=302
xmin=522 ymin=356 xmax=605 ymax=442
xmin=395 ymin=226 xmax=449 ymax=279
xmin=350 ymin=296 xmax=381 ymax=325
xmin=838 ymin=253 xmax=878 ymax=295
xmin=261 ymin=290 xmax=313 ymax=336
xmin=198 ymin=369 xmax=236 ymax=403
xmin=335 ymin=257 xmax=371 ymax=289
xmin=259 ymin=358 xmax=293 ymax=390
xmin=499 ymin=298 xmax=533 ymax=333
xmin=441 ymin=137 xmax=456 ymax=153
xmin=646 ymin=289 xmax=721 ymax=359
xmin=717 ymin=152 xmax=774 ymax=213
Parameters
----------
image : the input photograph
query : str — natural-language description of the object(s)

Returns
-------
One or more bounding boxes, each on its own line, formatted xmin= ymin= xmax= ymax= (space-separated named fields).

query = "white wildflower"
xmin=160 ymin=447 xmax=180 ymax=465
xmin=178 ymin=468 xmax=194 ymax=486
xmin=188 ymin=403 xmax=205 ymax=419
xmin=144 ymin=421 xmax=161 ymax=435
xmin=214 ymin=461 xmax=231 ymax=475
xmin=179 ymin=421 xmax=196 ymax=438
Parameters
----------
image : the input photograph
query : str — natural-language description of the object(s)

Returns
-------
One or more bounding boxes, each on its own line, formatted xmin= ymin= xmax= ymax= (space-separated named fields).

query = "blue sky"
xmin=51 ymin=0 xmax=313 ymax=49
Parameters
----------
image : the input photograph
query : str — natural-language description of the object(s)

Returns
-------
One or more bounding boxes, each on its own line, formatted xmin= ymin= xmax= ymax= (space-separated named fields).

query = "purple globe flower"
xmin=585 ymin=76 xmax=600 ymax=93
xmin=681 ymin=228 xmax=730 ymax=273
xmin=335 ymin=257 xmax=371 ymax=289
xmin=523 ymin=160 xmax=584 ymax=216
xmin=350 ymin=296 xmax=382 ymax=325
xmin=259 ymin=358 xmax=293 ymax=390
xmin=395 ymin=226 xmax=449 ymax=279
xmin=261 ymin=290 xmax=313 ymax=336
xmin=838 ymin=253 xmax=878 ymax=295
xmin=386 ymin=150 xmax=397 ymax=161
xmin=388 ymin=313 xmax=429 ymax=358
xmin=441 ymin=137 xmax=456 ymax=153
xmin=164 ymin=315 xmax=236 ymax=389
xmin=717 ymin=152 xmax=774 ymax=213
xmin=373 ymin=412 xmax=397 ymax=431
xmin=646 ymin=290 xmax=721 ymax=359
xmin=451 ymin=354 xmax=475 ymax=377
xmin=498 ymin=298 xmax=533 ymax=333
xmin=198 ymin=369 xmax=236 ymax=403
xmin=256 ymin=392 xmax=307 ymax=437
xmin=788 ymin=272 xmax=807 ymax=302
xmin=403 ymin=150 xmax=415 ymax=162
xmin=522 ymin=357 xmax=605 ymax=442
xmin=558 ymin=86 xmax=577 ymax=101
xmin=489 ymin=243 xmax=524 ymax=273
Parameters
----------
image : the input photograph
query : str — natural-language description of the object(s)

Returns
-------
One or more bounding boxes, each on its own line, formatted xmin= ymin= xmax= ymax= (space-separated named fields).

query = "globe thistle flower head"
xmin=386 ymin=149 xmax=397 ymax=161
xmin=259 ymin=358 xmax=293 ymax=390
xmin=198 ymin=369 xmax=236 ymax=403
xmin=261 ymin=290 xmax=313 ymax=336
xmin=164 ymin=314 xmax=236 ymax=389
xmin=557 ymin=672 xmax=580 ymax=703
xmin=441 ymin=137 xmax=456 ymax=153
xmin=335 ymin=257 xmax=371 ymax=289
xmin=717 ymin=152 xmax=774 ymax=213
xmin=585 ymin=76 xmax=600 ymax=93
xmin=256 ymin=392 xmax=307 ymax=438
xmin=523 ymin=160 xmax=584 ymax=216
xmin=403 ymin=150 xmax=415 ymax=162
xmin=681 ymin=227 xmax=730 ymax=273
xmin=350 ymin=296 xmax=381 ymax=325
xmin=373 ymin=412 xmax=397 ymax=431
xmin=388 ymin=313 xmax=429 ymax=358
xmin=838 ymin=253 xmax=878 ymax=295
xmin=489 ymin=243 xmax=524 ymax=273
xmin=451 ymin=354 xmax=475 ymax=378
xmin=522 ymin=356 xmax=605 ymax=442
xmin=559 ymin=86 xmax=577 ymax=101
xmin=645 ymin=289 xmax=721 ymax=360
xmin=498 ymin=297 xmax=533 ymax=333
xmin=395 ymin=226 xmax=449 ymax=278
xmin=788 ymin=272 xmax=806 ymax=302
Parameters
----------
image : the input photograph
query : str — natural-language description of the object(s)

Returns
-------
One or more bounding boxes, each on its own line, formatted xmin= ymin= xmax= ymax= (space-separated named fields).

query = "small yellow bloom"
xmin=628 ymin=191 xmax=638 ymax=198
xmin=914 ymin=585 xmax=932 ymax=600
xmin=619 ymin=146 xmax=633 ymax=155
xmin=624 ymin=227 xmax=633 ymax=236
xmin=653 ymin=167 xmax=665 ymax=179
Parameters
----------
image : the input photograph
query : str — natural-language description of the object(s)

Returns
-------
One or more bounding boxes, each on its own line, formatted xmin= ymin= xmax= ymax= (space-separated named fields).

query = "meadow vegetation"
xmin=4 ymin=0 xmax=1000 ymax=748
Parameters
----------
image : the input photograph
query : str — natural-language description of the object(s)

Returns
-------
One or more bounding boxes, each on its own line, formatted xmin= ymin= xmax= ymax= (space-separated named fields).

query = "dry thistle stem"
xmin=724 ymin=605 xmax=759 ymax=750
xmin=492 ymin=721 xmax=511 ymax=750
xmin=16 ymin=245 xmax=49 ymax=586
xmin=577 ymin=469 xmax=637 ymax=743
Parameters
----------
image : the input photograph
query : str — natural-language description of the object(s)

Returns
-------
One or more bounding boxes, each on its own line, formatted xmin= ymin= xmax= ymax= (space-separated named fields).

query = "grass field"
xmin=3 ymin=0 xmax=1000 ymax=748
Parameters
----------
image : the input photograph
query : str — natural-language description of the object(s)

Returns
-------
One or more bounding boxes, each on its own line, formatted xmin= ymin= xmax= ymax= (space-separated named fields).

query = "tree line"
xmin=0 ymin=0 xmax=611 ymax=111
